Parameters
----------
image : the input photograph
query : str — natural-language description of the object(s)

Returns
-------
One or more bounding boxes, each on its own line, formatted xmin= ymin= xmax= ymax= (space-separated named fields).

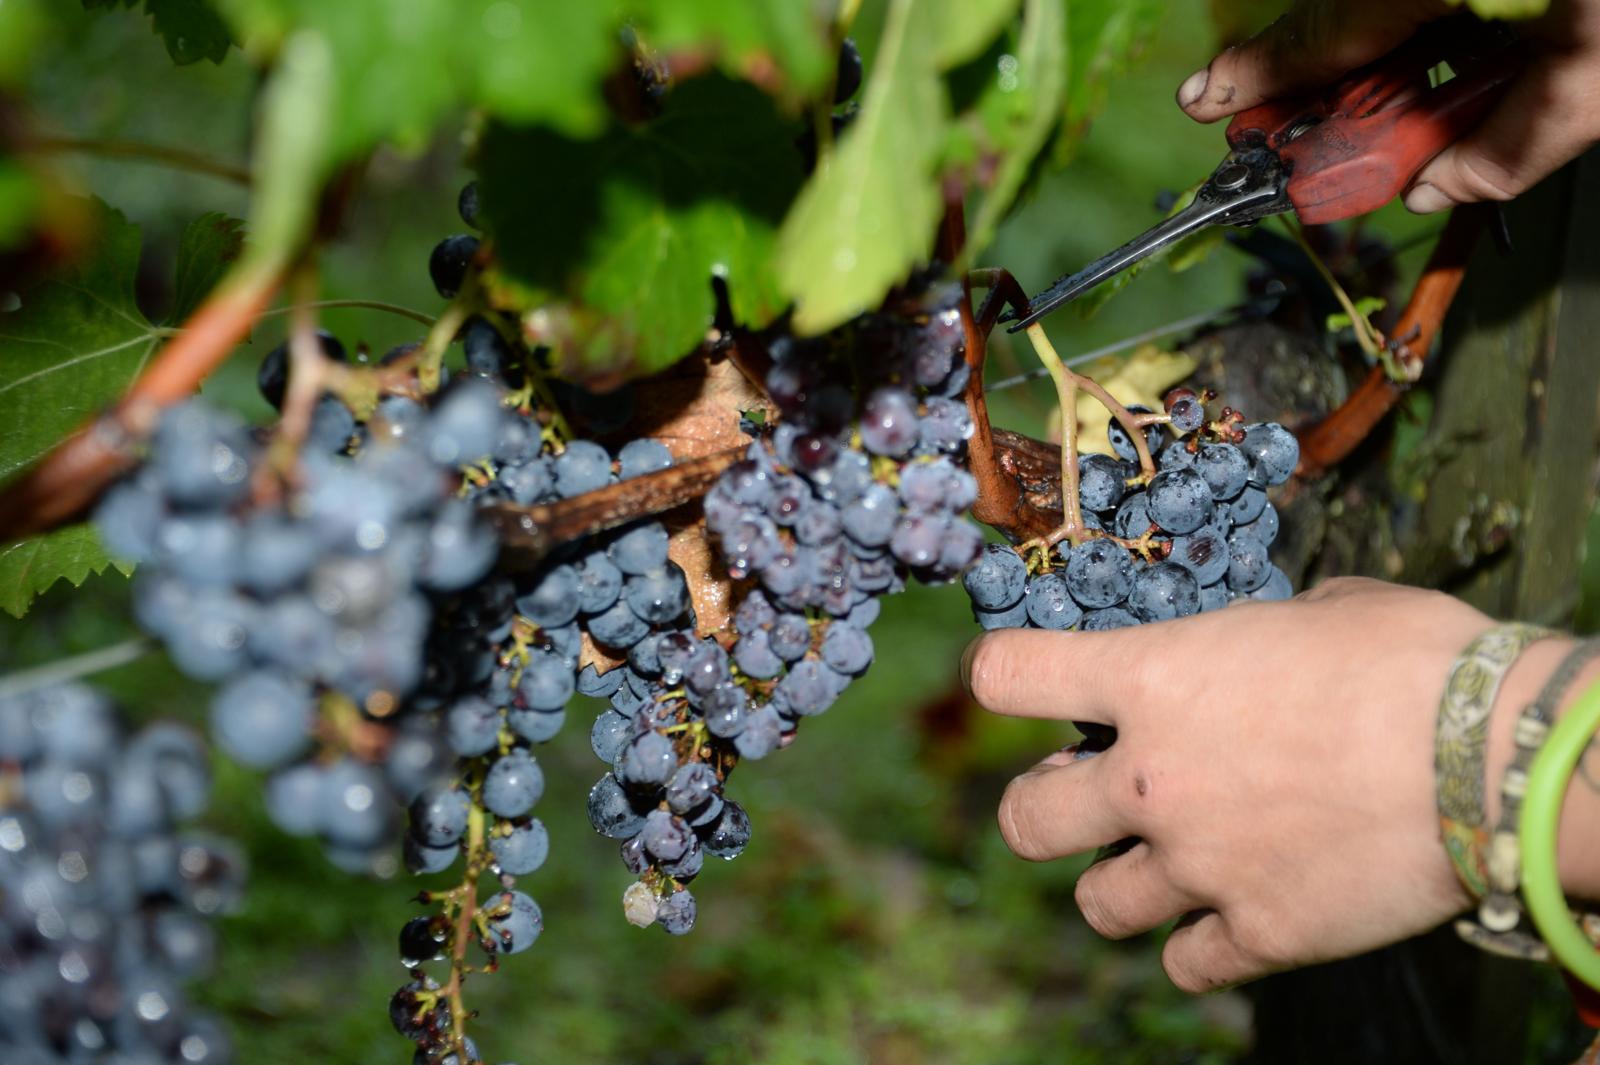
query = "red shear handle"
xmin=1225 ymin=21 xmax=1523 ymax=224
xmin=1284 ymin=54 xmax=1520 ymax=223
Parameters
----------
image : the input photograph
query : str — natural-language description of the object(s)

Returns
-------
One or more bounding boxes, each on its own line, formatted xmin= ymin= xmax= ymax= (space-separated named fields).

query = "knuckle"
xmin=1452 ymin=153 xmax=1525 ymax=202
xmin=997 ymin=781 xmax=1047 ymax=862
xmin=1161 ymin=941 xmax=1216 ymax=995
xmin=1074 ymin=870 xmax=1125 ymax=938
xmin=1112 ymin=645 xmax=1164 ymax=711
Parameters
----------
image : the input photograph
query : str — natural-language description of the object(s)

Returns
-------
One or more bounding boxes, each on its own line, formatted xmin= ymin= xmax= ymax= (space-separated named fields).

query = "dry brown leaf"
xmin=573 ymin=352 xmax=762 ymax=676
xmin=666 ymin=506 xmax=742 ymax=637
xmin=578 ymin=633 xmax=625 ymax=676
xmin=628 ymin=350 xmax=773 ymax=461
xmin=1044 ymin=343 xmax=1197 ymax=454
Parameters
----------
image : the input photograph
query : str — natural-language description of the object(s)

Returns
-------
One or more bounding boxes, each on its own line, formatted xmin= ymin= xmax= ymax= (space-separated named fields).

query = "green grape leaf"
xmin=0 ymin=526 xmax=132 ymax=620
xmin=83 ymin=0 xmax=234 ymax=65
xmin=959 ymin=0 xmax=1067 ymax=265
xmin=928 ymin=0 xmax=1023 ymax=69
xmin=633 ymin=0 xmax=834 ymax=105
xmin=0 ymin=162 xmax=41 ymax=249
xmin=776 ymin=0 xmax=947 ymax=335
xmin=144 ymin=0 xmax=234 ymax=63
xmin=216 ymin=0 xmax=623 ymax=166
xmin=0 ymin=0 xmax=46 ymax=87
xmin=0 ymin=202 xmax=247 ymax=616
xmin=1056 ymin=0 xmax=1165 ymax=161
xmin=169 ymin=212 xmax=247 ymax=323
xmin=1325 ymin=295 xmax=1388 ymax=334
xmin=0 ymin=201 xmax=157 ymax=489
xmin=478 ymin=75 xmax=804 ymax=381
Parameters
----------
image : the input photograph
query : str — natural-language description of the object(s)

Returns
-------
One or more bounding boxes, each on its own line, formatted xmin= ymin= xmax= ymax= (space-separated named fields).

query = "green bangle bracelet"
xmin=1520 ymin=676 xmax=1600 ymax=991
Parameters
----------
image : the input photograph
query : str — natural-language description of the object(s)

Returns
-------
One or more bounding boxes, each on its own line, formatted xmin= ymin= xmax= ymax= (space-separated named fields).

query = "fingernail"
xmin=1404 ymin=183 xmax=1453 ymax=214
xmin=1177 ymin=68 xmax=1209 ymax=109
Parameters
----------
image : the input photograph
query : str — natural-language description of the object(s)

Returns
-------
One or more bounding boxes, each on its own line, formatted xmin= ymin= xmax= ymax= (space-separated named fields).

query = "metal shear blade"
xmin=1005 ymin=147 xmax=1291 ymax=332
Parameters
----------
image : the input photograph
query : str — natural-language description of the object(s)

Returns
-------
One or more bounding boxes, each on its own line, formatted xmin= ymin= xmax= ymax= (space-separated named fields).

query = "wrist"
xmin=1484 ymin=637 xmax=1600 ymax=902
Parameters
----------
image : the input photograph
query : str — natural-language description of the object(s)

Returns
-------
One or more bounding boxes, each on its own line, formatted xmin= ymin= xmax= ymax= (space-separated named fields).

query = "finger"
xmin=961 ymin=627 xmax=1161 ymax=723
xmin=997 ymin=754 xmax=1137 ymax=862
xmin=1177 ymin=0 xmax=1447 ymax=123
xmin=1161 ymin=910 xmax=1260 ymax=994
xmin=1403 ymin=57 xmax=1600 ymax=213
xmin=1074 ymin=842 xmax=1198 ymax=940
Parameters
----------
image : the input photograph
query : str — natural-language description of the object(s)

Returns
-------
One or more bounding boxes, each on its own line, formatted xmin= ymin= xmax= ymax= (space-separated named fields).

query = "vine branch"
xmin=487 ymin=446 xmax=748 ymax=567
xmin=21 ymin=134 xmax=252 ymax=186
xmin=0 ymin=257 xmax=285 ymax=540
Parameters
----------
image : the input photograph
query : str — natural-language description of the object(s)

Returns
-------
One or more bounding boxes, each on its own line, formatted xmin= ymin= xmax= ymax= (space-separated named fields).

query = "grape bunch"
xmin=0 ymin=683 xmax=240 ymax=1064
xmin=581 ymin=282 xmax=984 ymax=934
xmin=93 ymin=379 xmax=515 ymax=874
xmin=963 ymin=393 xmax=1297 ymax=631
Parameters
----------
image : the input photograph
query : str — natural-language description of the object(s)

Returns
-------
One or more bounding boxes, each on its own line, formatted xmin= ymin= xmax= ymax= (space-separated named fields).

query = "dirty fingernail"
xmin=1177 ymin=68 xmax=1209 ymax=109
xmin=1404 ymin=182 xmax=1452 ymax=215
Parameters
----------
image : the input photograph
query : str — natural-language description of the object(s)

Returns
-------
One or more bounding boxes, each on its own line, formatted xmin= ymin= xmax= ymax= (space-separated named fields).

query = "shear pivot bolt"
xmin=1212 ymin=162 xmax=1249 ymax=190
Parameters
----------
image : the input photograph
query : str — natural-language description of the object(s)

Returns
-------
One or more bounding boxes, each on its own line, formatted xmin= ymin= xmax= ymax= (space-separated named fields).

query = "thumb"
xmin=1403 ymin=58 xmax=1600 ymax=213
xmin=1177 ymin=0 xmax=1448 ymax=123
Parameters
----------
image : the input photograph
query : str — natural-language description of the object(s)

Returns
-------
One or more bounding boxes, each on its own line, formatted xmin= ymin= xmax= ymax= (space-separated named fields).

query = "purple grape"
xmin=1024 ymin=572 xmax=1083 ymax=630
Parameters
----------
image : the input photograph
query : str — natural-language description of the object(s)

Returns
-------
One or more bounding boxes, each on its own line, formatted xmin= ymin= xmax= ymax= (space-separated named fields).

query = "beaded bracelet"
xmin=1455 ymin=637 xmax=1600 ymax=960
xmin=1436 ymin=622 xmax=1554 ymax=900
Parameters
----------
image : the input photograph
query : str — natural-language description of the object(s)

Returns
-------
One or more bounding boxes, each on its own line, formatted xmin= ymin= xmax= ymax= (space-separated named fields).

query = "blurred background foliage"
xmin=1 ymin=1 xmax=1596 ymax=1063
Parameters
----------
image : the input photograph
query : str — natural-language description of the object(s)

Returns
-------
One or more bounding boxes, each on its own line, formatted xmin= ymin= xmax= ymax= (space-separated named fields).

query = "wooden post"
xmin=1245 ymin=150 xmax=1600 ymax=1065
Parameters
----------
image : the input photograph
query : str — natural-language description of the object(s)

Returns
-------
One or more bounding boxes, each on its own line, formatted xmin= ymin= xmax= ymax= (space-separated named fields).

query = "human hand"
xmin=1173 ymin=0 xmax=1600 ymax=213
xmin=962 ymin=578 xmax=1503 ymax=992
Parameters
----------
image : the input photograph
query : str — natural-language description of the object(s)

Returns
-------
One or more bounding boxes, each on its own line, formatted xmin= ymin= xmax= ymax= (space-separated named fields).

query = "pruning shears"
xmin=1005 ymin=16 xmax=1523 ymax=332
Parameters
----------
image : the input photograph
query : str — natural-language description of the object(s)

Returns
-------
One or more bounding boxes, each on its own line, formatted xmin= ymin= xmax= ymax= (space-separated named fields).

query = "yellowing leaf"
xmin=960 ymin=0 xmax=1067 ymax=266
xmin=776 ymin=0 xmax=947 ymax=334
xmin=1047 ymin=343 xmax=1196 ymax=455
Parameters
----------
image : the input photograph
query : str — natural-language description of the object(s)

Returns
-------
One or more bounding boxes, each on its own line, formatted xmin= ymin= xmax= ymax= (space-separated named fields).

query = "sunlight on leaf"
xmin=776 ymin=0 xmax=946 ymax=335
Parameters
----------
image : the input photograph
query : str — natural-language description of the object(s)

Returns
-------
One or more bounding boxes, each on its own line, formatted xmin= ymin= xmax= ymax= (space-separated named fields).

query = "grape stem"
xmin=417 ymin=278 xmax=480 ymax=394
xmin=1019 ymin=324 xmax=1159 ymax=552
xmin=1074 ymin=371 xmax=1158 ymax=481
xmin=443 ymin=782 xmax=489 ymax=1059
xmin=1295 ymin=205 xmax=1485 ymax=479
xmin=263 ymin=266 xmax=326 ymax=492
xmin=1021 ymin=323 xmax=1086 ymax=550
xmin=1279 ymin=215 xmax=1386 ymax=362
xmin=477 ymin=310 xmax=574 ymax=443
xmin=255 ymin=299 xmax=437 ymax=328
